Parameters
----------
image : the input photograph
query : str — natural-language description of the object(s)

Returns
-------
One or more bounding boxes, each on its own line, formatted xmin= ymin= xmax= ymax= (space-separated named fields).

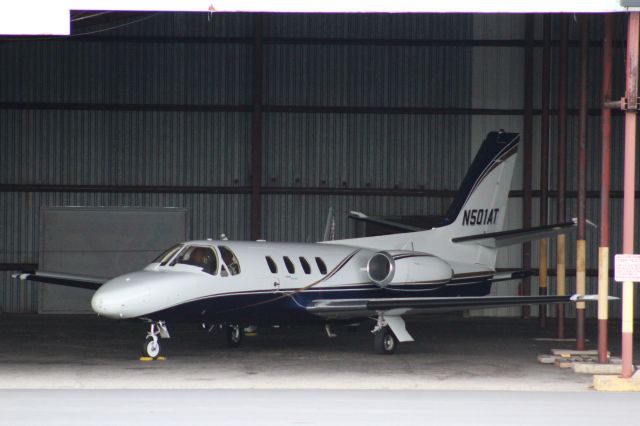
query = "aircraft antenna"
xmin=322 ymin=207 xmax=335 ymax=241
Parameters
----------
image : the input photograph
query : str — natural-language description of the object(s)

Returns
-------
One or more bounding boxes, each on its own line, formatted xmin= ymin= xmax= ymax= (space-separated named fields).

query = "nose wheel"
xmin=142 ymin=321 xmax=170 ymax=359
xmin=143 ymin=336 xmax=161 ymax=358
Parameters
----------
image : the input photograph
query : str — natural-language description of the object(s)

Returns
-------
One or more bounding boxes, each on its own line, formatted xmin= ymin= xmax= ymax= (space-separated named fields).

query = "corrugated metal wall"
xmin=0 ymin=43 xmax=252 ymax=105
xmin=0 ymin=12 xmax=635 ymax=318
xmin=0 ymin=111 xmax=251 ymax=186
xmin=262 ymin=113 xmax=469 ymax=192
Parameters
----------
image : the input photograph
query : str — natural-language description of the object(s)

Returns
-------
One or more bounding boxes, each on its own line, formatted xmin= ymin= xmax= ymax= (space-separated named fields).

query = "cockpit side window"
xmin=218 ymin=246 xmax=241 ymax=275
xmin=175 ymin=246 xmax=218 ymax=275
xmin=153 ymin=244 xmax=183 ymax=266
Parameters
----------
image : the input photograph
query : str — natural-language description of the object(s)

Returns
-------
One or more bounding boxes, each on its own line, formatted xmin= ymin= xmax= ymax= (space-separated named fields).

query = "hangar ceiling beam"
xmin=0 ymin=102 xmax=620 ymax=116
xmin=64 ymin=0 xmax=628 ymax=13
xmin=1 ymin=1 xmax=632 ymax=35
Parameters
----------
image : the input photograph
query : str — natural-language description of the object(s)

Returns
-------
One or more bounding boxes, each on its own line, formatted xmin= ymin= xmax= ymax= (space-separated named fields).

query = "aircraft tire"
xmin=142 ymin=336 xmax=161 ymax=359
xmin=226 ymin=325 xmax=243 ymax=348
xmin=373 ymin=326 xmax=397 ymax=355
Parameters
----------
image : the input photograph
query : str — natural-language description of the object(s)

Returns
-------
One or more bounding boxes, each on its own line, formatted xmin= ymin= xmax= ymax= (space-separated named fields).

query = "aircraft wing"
xmin=12 ymin=271 xmax=108 ymax=291
xmin=451 ymin=220 xmax=579 ymax=248
xmin=306 ymin=294 xmax=589 ymax=319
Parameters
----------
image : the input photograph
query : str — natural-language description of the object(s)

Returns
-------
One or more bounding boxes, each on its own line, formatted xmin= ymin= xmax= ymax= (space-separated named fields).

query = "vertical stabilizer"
xmin=441 ymin=131 xmax=520 ymax=238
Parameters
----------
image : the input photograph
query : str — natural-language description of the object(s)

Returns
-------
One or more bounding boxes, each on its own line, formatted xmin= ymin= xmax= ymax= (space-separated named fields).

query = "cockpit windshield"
xmin=152 ymin=244 xmax=184 ymax=266
xmin=174 ymin=246 xmax=217 ymax=275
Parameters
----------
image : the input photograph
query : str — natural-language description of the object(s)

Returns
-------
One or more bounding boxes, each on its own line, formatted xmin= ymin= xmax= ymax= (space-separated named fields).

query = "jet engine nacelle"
xmin=366 ymin=251 xmax=453 ymax=287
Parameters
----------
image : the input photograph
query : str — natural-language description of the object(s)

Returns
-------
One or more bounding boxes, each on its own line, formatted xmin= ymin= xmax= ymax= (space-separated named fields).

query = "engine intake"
xmin=367 ymin=251 xmax=395 ymax=287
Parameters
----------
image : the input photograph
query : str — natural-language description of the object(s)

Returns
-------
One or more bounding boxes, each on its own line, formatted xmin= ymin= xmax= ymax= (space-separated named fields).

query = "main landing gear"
xmin=204 ymin=323 xmax=245 ymax=348
xmin=371 ymin=313 xmax=410 ymax=355
xmin=142 ymin=321 xmax=170 ymax=359
xmin=373 ymin=326 xmax=398 ymax=355
xmin=226 ymin=324 xmax=244 ymax=348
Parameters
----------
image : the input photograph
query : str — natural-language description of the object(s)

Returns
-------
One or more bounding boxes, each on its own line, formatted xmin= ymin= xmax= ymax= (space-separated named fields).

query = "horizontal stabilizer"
xmin=13 ymin=271 xmax=107 ymax=291
xmin=451 ymin=220 xmax=578 ymax=248
xmin=348 ymin=211 xmax=425 ymax=232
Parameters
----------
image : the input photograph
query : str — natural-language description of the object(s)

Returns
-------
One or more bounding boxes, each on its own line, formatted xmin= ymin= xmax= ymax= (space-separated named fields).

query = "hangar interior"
xmin=0 ymin=12 xmax=636 ymax=322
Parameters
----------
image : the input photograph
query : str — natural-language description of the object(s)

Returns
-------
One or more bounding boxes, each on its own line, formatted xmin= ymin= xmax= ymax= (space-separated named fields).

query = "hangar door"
xmin=39 ymin=207 xmax=189 ymax=313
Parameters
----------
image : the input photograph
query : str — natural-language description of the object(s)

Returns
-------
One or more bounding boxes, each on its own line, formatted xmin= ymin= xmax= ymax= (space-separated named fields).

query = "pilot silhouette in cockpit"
xmin=190 ymin=247 xmax=214 ymax=274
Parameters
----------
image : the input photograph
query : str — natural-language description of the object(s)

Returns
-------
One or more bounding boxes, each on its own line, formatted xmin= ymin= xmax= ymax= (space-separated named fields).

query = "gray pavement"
xmin=1 ymin=389 xmax=639 ymax=426
xmin=2 ymin=314 xmax=636 ymax=391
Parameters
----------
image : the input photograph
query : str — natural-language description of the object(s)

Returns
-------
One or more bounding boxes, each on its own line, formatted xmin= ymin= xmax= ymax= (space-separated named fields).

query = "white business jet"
xmin=16 ymin=131 xmax=586 ymax=357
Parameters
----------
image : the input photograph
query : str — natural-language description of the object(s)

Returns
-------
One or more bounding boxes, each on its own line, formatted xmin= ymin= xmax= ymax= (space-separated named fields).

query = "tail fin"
xmin=441 ymin=131 xmax=520 ymax=237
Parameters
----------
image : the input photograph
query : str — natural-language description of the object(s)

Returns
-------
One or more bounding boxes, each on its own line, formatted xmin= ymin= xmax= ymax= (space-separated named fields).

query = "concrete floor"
xmin=0 ymin=314 xmax=637 ymax=391
xmin=2 ymin=390 xmax=640 ymax=426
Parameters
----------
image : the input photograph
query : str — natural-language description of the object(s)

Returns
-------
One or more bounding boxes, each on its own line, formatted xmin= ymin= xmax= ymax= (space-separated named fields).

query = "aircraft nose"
xmin=91 ymin=274 xmax=152 ymax=319
xmin=91 ymin=289 xmax=122 ymax=319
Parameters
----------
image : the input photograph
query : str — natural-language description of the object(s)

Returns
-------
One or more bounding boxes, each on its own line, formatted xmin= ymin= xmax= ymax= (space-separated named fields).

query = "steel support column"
xmin=598 ymin=13 xmax=613 ymax=365
xmin=575 ymin=15 xmax=589 ymax=351
xmin=556 ymin=15 xmax=569 ymax=339
xmin=251 ymin=14 xmax=264 ymax=240
xmin=621 ymin=12 xmax=639 ymax=379
xmin=521 ymin=15 xmax=534 ymax=318
xmin=539 ymin=14 xmax=551 ymax=329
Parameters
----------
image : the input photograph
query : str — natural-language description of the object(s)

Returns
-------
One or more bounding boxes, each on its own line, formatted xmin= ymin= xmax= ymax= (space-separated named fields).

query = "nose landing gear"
xmin=143 ymin=336 xmax=161 ymax=358
xmin=142 ymin=321 xmax=170 ymax=359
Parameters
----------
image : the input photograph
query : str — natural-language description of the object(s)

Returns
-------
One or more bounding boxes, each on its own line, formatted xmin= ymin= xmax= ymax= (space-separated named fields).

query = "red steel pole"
xmin=556 ymin=15 xmax=568 ymax=340
xmin=539 ymin=14 xmax=551 ymax=329
xmin=521 ymin=15 xmax=534 ymax=319
xmin=598 ymin=13 xmax=613 ymax=365
xmin=621 ymin=12 xmax=639 ymax=379
xmin=575 ymin=14 xmax=589 ymax=352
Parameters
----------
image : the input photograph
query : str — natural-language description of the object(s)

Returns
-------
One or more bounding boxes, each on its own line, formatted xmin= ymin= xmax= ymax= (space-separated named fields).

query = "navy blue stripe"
xmin=142 ymin=280 xmax=493 ymax=324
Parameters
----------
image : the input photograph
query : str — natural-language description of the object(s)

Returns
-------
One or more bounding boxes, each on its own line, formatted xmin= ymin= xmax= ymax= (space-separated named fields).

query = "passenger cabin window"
xmin=218 ymin=246 xmax=241 ymax=276
xmin=299 ymin=257 xmax=311 ymax=274
xmin=283 ymin=256 xmax=295 ymax=274
xmin=315 ymin=257 xmax=327 ymax=275
xmin=153 ymin=244 xmax=183 ymax=266
xmin=266 ymin=256 xmax=277 ymax=274
xmin=175 ymin=246 xmax=217 ymax=275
